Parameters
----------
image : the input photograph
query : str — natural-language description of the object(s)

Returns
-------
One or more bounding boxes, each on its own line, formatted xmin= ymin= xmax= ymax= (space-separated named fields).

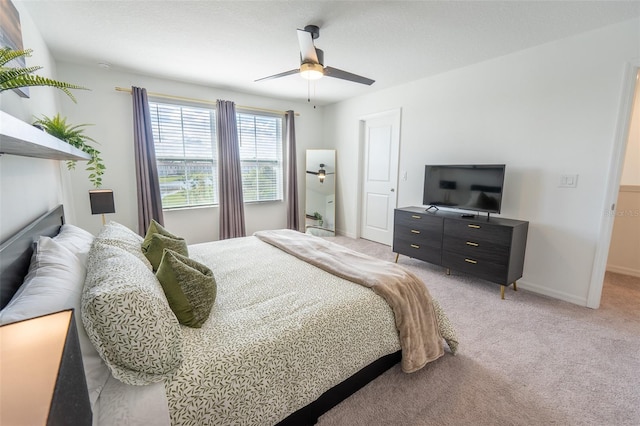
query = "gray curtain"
xmin=132 ymin=86 xmax=164 ymax=235
xmin=285 ymin=110 xmax=299 ymax=230
xmin=216 ymin=99 xmax=246 ymax=239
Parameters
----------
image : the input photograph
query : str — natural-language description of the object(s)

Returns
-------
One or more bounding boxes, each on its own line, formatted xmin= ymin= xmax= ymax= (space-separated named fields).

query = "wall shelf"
xmin=0 ymin=111 xmax=91 ymax=161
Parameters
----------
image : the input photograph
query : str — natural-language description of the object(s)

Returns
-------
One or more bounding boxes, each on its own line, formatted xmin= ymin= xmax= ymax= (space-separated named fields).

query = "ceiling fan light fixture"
xmin=300 ymin=62 xmax=324 ymax=80
xmin=318 ymin=164 xmax=326 ymax=183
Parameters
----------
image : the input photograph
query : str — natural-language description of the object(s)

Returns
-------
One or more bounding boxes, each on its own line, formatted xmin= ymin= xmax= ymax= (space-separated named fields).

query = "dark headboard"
xmin=0 ymin=205 xmax=65 ymax=309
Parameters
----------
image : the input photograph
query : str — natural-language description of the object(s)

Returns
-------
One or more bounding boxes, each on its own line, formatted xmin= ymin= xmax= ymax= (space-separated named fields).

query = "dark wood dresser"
xmin=393 ymin=207 xmax=528 ymax=299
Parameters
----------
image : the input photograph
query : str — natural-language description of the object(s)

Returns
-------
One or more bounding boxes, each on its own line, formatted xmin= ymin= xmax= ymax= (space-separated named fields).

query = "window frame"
xmin=148 ymin=99 xmax=285 ymax=211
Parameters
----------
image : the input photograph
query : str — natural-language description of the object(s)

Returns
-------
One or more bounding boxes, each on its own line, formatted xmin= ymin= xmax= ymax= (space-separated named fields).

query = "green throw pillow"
xmin=156 ymin=249 xmax=216 ymax=328
xmin=142 ymin=220 xmax=188 ymax=271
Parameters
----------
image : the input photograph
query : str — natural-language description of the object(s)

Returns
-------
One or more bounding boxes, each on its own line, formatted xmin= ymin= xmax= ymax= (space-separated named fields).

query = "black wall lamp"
xmin=89 ymin=189 xmax=115 ymax=225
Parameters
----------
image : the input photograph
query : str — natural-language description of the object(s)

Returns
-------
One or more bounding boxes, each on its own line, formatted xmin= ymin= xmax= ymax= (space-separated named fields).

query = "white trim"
xmin=619 ymin=185 xmax=640 ymax=193
xmin=606 ymin=265 xmax=640 ymax=278
xmin=517 ymin=279 xmax=587 ymax=306
xmin=587 ymin=61 xmax=640 ymax=309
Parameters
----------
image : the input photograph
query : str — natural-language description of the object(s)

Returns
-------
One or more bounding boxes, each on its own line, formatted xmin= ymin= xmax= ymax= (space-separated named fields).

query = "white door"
xmin=360 ymin=109 xmax=401 ymax=245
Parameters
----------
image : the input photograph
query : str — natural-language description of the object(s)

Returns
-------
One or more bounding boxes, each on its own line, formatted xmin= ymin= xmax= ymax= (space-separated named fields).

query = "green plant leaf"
xmin=0 ymin=47 xmax=88 ymax=102
xmin=34 ymin=114 xmax=106 ymax=188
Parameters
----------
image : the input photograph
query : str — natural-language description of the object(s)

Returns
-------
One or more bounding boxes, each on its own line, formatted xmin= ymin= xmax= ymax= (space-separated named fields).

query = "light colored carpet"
xmin=317 ymin=236 xmax=640 ymax=426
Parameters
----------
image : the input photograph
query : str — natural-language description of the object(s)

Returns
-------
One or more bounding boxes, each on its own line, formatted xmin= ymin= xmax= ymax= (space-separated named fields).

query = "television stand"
xmin=425 ymin=205 xmax=439 ymax=212
xmin=393 ymin=207 xmax=528 ymax=299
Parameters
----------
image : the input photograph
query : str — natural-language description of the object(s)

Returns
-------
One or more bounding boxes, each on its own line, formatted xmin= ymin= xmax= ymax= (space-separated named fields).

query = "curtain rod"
xmin=114 ymin=86 xmax=299 ymax=116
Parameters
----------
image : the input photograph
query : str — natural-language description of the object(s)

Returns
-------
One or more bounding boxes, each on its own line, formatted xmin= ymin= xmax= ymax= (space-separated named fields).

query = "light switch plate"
xmin=559 ymin=174 xmax=579 ymax=188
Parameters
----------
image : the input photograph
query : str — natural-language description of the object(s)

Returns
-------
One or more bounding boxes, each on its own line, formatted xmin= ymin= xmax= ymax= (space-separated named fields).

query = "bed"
xmin=0 ymin=205 xmax=457 ymax=425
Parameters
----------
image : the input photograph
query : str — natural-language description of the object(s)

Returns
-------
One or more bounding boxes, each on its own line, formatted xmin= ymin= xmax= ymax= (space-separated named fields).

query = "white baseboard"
xmin=336 ymin=228 xmax=357 ymax=239
xmin=516 ymin=279 xmax=589 ymax=307
xmin=606 ymin=265 xmax=640 ymax=278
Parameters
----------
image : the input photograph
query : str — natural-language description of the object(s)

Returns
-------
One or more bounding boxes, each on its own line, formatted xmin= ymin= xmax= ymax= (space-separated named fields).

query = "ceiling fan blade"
xmin=324 ymin=66 xmax=375 ymax=85
xmin=306 ymin=171 xmax=320 ymax=175
xmin=254 ymin=68 xmax=300 ymax=82
xmin=297 ymin=28 xmax=319 ymax=64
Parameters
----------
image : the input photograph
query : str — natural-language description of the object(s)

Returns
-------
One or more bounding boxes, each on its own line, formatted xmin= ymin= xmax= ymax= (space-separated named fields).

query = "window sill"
xmin=162 ymin=199 xmax=283 ymax=212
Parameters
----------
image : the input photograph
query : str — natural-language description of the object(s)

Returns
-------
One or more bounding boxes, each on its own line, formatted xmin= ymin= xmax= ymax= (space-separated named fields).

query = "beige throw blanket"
xmin=254 ymin=229 xmax=445 ymax=373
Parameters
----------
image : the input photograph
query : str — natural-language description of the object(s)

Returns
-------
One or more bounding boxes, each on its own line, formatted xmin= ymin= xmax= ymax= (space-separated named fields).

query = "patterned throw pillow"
xmin=82 ymin=241 xmax=183 ymax=385
xmin=97 ymin=221 xmax=152 ymax=269
xmin=142 ymin=220 xmax=188 ymax=271
xmin=156 ymin=249 xmax=217 ymax=328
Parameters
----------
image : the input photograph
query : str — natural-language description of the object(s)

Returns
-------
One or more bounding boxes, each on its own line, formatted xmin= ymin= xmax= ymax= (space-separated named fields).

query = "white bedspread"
xmin=163 ymin=236 xmax=401 ymax=425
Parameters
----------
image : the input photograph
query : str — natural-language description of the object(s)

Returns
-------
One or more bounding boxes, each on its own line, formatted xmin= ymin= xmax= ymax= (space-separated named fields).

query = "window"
xmin=149 ymin=101 xmax=283 ymax=209
xmin=237 ymin=112 xmax=283 ymax=203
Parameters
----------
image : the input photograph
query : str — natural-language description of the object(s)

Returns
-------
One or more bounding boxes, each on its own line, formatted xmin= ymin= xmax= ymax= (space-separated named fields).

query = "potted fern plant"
xmin=0 ymin=47 xmax=87 ymax=102
xmin=33 ymin=114 xmax=106 ymax=188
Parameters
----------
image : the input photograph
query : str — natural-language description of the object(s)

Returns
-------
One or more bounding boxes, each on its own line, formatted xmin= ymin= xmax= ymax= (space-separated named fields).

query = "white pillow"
xmin=53 ymin=224 xmax=95 ymax=266
xmin=0 ymin=236 xmax=110 ymax=411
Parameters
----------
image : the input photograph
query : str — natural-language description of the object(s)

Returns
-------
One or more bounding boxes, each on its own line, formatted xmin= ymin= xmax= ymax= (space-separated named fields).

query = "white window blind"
xmin=237 ymin=111 xmax=283 ymax=203
xmin=149 ymin=101 xmax=283 ymax=209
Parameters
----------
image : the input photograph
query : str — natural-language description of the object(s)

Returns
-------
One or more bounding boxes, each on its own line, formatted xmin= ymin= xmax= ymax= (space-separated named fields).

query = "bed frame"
xmin=0 ymin=205 xmax=65 ymax=310
xmin=278 ymin=350 xmax=401 ymax=425
xmin=0 ymin=204 xmax=400 ymax=425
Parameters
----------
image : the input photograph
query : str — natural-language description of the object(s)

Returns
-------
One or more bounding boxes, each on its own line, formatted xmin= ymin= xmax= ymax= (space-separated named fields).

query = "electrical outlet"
xmin=559 ymin=174 xmax=579 ymax=188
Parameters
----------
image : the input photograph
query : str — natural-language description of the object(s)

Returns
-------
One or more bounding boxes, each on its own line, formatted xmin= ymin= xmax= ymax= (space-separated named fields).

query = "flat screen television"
xmin=423 ymin=164 xmax=506 ymax=214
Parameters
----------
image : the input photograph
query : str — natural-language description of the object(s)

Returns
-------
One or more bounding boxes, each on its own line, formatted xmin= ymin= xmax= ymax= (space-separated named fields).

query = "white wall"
xmin=53 ymin=62 xmax=325 ymax=241
xmin=323 ymin=18 xmax=640 ymax=306
xmin=0 ymin=2 xmax=70 ymax=242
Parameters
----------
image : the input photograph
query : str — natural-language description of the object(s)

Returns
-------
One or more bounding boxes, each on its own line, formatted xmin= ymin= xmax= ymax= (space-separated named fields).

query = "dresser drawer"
xmin=393 ymin=239 xmax=443 ymax=264
xmin=394 ymin=210 xmax=443 ymax=237
xmin=393 ymin=209 xmax=444 ymax=265
xmin=442 ymin=235 xmax=509 ymax=265
xmin=394 ymin=231 xmax=441 ymax=251
xmin=442 ymin=250 xmax=509 ymax=284
xmin=444 ymin=219 xmax=512 ymax=246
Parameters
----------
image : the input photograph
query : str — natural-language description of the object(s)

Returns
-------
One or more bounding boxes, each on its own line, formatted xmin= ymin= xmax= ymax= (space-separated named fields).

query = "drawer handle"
xmin=411 ymin=215 xmax=421 ymax=219
xmin=464 ymin=258 xmax=478 ymax=264
xmin=410 ymin=244 xmax=420 ymax=249
xmin=411 ymin=229 xmax=421 ymax=234
xmin=468 ymin=224 xmax=481 ymax=229
xmin=466 ymin=241 xmax=479 ymax=247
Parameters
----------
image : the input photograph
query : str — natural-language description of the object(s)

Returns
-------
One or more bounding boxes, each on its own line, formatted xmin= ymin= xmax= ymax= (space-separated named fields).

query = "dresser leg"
xmin=513 ymin=281 xmax=518 ymax=292
xmin=394 ymin=253 xmax=399 ymax=263
xmin=500 ymin=285 xmax=505 ymax=300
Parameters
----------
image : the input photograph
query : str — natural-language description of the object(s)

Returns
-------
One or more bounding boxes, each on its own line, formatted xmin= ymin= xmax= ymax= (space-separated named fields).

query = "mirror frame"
xmin=305 ymin=149 xmax=336 ymax=236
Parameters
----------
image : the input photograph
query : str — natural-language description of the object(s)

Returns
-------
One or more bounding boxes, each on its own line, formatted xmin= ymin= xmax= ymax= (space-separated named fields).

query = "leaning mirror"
xmin=305 ymin=149 xmax=336 ymax=236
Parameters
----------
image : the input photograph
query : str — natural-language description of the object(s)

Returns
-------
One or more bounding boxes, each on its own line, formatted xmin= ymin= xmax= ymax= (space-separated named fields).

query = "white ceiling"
xmin=17 ymin=1 xmax=640 ymax=106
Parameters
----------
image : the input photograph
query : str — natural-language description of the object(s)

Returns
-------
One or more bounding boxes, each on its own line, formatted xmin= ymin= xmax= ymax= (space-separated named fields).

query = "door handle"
xmin=390 ymin=188 xmax=395 ymax=192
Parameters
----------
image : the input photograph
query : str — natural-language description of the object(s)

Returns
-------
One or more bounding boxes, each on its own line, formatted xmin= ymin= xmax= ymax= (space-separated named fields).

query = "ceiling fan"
xmin=255 ymin=25 xmax=375 ymax=86
xmin=306 ymin=163 xmax=335 ymax=183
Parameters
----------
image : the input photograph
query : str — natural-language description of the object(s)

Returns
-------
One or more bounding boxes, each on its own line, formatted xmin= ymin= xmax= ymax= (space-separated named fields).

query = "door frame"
xmin=356 ymin=108 xmax=402 ymax=240
xmin=587 ymin=61 xmax=639 ymax=308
